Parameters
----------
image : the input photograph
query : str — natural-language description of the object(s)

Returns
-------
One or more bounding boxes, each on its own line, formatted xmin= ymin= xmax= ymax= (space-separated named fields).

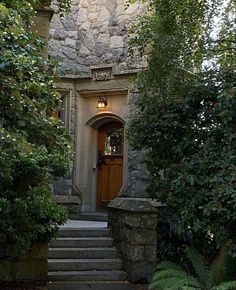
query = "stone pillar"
xmin=52 ymin=194 xmax=81 ymax=219
xmin=31 ymin=1 xmax=54 ymax=56
xmin=108 ymin=198 xmax=159 ymax=283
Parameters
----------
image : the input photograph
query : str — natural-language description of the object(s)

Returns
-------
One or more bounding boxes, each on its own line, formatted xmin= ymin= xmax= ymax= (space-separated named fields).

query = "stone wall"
xmin=49 ymin=0 xmax=145 ymax=75
xmin=0 ymin=241 xmax=48 ymax=282
xmin=108 ymin=198 xmax=158 ymax=282
xmin=127 ymin=150 xmax=148 ymax=197
xmin=118 ymin=89 xmax=149 ymax=198
xmin=119 ymin=150 xmax=148 ymax=198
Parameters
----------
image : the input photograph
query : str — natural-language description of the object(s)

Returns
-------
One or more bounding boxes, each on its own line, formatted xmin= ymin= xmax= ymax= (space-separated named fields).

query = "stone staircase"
xmin=47 ymin=220 xmax=131 ymax=290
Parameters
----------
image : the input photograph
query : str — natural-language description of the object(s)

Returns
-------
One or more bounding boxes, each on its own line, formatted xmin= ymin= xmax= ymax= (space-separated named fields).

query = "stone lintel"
xmin=79 ymin=89 xmax=128 ymax=97
xmin=107 ymin=197 xmax=159 ymax=213
xmin=112 ymin=68 xmax=141 ymax=76
xmin=58 ymin=67 xmax=140 ymax=81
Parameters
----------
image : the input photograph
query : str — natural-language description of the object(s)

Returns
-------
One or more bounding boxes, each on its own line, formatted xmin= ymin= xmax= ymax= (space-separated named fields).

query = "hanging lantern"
xmin=97 ymin=96 xmax=107 ymax=109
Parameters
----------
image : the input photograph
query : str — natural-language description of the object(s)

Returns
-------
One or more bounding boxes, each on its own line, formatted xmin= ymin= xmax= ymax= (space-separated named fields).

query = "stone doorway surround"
xmin=54 ymin=65 xmax=139 ymax=215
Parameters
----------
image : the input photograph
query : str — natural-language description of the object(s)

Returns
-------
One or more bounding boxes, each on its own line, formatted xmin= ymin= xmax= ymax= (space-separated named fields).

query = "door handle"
xmin=97 ymin=151 xmax=106 ymax=168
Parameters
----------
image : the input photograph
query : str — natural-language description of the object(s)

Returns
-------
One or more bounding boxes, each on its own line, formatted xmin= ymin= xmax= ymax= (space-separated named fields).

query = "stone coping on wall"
xmin=107 ymin=197 xmax=164 ymax=213
xmin=52 ymin=194 xmax=81 ymax=205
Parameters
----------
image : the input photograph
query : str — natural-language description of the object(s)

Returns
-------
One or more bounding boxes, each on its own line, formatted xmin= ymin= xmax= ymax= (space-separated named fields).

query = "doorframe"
xmin=55 ymin=68 xmax=137 ymax=214
xmin=96 ymin=120 xmax=125 ymax=209
xmin=87 ymin=113 xmax=127 ymax=212
xmin=76 ymin=107 xmax=128 ymax=213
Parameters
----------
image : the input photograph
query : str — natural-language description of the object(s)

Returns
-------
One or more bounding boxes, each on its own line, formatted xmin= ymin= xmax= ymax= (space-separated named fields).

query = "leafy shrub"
xmin=127 ymin=0 xmax=236 ymax=247
xmin=0 ymin=0 xmax=71 ymax=253
xmin=0 ymin=186 xmax=67 ymax=254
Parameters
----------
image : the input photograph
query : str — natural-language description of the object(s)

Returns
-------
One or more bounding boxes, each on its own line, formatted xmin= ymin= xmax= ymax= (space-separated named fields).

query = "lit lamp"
xmin=97 ymin=96 xmax=107 ymax=109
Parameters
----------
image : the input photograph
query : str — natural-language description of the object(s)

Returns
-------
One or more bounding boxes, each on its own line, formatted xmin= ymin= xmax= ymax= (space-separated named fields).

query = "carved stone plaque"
xmin=92 ymin=68 xmax=112 ymax=81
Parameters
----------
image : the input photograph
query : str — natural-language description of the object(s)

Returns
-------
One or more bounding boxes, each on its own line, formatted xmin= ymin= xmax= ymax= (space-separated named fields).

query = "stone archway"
xmin=86 ymin=112 xmax=125 ymax=129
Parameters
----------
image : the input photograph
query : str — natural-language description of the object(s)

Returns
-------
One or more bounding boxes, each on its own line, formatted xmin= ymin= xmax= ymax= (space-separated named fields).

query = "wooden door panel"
xmin=97 ymin=158 xmax=123 ymax=207
xmin=98 ymin=164 xmax=109 ymax=205
xmin=97 ymin=122 xmax=124 ymax=209
xmin=108 ymin=163 xmax=123 ymax=201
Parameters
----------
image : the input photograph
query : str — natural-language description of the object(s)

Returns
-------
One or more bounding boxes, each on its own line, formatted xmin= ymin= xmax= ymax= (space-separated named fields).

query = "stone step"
xmin=48 ymin=270 xmax=128 ymax=282
xmin=47 ymin=281 xmax=137 ymax=290
xmin=58 ymin=228 xmax=110 ymax=237
xmin=70 ymin=212 xmax=108 ymax=222
xmin=50 ymin=237 xmax=113 ymax=248
xmin=48 ymin=247 xmax=118 ymax=259
xmin=48 ymin=258 xmax=122 ymax=271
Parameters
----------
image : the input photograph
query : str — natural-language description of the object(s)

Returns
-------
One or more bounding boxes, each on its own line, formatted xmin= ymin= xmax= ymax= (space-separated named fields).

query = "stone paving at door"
xmin=47 ymin=220 xmax=148 ymax=290
xmin=60 ymin=220 xmax=108 ymax=228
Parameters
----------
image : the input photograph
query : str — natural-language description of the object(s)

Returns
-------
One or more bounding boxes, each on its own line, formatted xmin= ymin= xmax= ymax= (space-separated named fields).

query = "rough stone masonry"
xmin=49 ymin=0 xmax=146 ymax=75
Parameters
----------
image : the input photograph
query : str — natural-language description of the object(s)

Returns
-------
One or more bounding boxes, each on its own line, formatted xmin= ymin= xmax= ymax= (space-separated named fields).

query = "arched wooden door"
xmin=97 ymin=122 xmax=124 ymax=209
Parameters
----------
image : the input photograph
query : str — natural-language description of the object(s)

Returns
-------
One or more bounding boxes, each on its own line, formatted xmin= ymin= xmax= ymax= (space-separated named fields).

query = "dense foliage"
xmin=0 ymin=0 xmax=71 ymax=252
xmin=127 ymin=0 xmax=236 ymax=247
xmin=150 ymin=245 xmax=236 ymax=290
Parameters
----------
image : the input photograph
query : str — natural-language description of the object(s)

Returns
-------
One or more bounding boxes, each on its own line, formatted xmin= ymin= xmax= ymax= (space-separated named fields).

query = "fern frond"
xmin=212 ymin=281 xmax=236 ymax=290
xmin=150 ymin=268 xmax=202 ymax=290
xmin=149 ymin=277 xmax=186 ymax=289
xmin=149 ymin=276 xmax=202 ymax=290
xmin=185 ymin=247 xmax=209 ymax=286
xmin=157 ymin=261 xmax=184 ymax=271
xmin=152 ymin=269 xmax=190 ymax=281
xmin=168 ymin=276 xmax=203 ymax=290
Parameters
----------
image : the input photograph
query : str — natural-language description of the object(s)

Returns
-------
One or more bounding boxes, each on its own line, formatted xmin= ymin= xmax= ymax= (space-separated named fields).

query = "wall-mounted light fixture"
xmin=97 ymin=96 xmax=107 ymax=109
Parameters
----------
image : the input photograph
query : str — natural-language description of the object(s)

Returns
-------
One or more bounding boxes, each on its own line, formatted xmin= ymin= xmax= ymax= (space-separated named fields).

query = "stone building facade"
xmin=48 ymin=0 xmax=150 ymax=214
xmin=47 ymin=0 xmax=159 ymax=281
xmin=49 ymin=0 xmax=146 ymax=75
